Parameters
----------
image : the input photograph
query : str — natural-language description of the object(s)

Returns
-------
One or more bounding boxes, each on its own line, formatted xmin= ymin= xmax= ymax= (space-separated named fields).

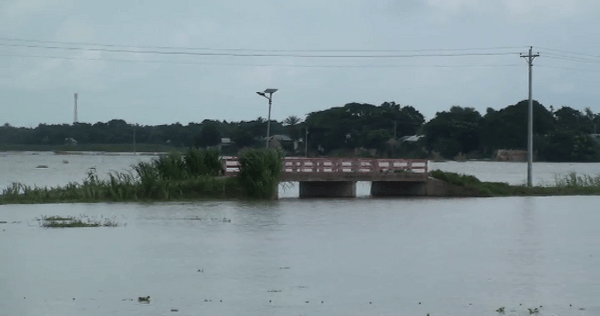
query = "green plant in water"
xmin=138 ymin=296 xmax=150 ymax=303
xmin=38 ymin=215 xmax=120 ymax=228
xmin=496 ymin=307 xmax=505 ymax=313
xmin=184 ymin=148 xmax=222 ymax=177
xmin=238 ymin=148 xmax=284 ymax=199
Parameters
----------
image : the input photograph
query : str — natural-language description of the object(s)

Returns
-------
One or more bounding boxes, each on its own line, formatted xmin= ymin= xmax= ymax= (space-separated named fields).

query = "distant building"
xmin=400 ymin=135 xmax=425 ymax=143
xmin=268 ymin=135 xmax=293 ymax=149
xmin=64 ymin=138 xmax=78 ymax=146
xmin=495 ymin=149 xmax=527 ymax=162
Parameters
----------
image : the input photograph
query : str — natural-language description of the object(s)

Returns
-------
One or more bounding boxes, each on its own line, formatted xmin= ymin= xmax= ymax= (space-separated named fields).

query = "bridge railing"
xmin=223 ymin=157 xmax=428 ymax=176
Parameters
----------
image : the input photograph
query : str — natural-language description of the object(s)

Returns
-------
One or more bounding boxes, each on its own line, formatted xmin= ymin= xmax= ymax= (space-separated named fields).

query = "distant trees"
xmin=480 ymin=100 xmax=555 ymax=153
xmin=423 ymin=106 xmax=482 ymax=158
xmin=304 ymin=102 xmax=424 ymax=154
xmin=283 ymin=115 xmax=302 ymax=140
xmin=194 ymin=123 xmax=221 ymax=148
xmin=2 ymin=99 xmax=600 ymax=162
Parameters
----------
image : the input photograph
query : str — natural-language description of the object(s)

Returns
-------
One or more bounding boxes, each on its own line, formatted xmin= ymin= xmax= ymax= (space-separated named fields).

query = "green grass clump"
xmin=38 ymin=215 xmax=120 ymax=228
xmin=137 ymin=148 xmax=223 ymax=181
xmin=430 ymin=170 xmax=600 ymax=197
xmin=238 ymin=148 xmax=284 ymax=199
xmin=184 ymin=148 xmax=222 ymax=177
xmin=0 ymin=148 xmax=246 ymax=204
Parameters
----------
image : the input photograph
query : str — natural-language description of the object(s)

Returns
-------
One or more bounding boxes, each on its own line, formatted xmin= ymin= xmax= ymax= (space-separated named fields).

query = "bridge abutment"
xmin=299 ymin=181 xmax=356 ymax=198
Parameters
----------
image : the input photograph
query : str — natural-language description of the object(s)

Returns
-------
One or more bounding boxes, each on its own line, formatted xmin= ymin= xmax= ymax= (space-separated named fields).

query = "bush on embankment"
xmin=429 ymin=170 xmax=600 ymax=197
xmin=0 ymin=167 xmax=243 ymax=204
xmin=0 ymin=148 xmax=243 ymax=204
xmin=238 ymin=148 xmax=284 ymax=199
xmin=0 ymin=148 xmax=286 ymax=204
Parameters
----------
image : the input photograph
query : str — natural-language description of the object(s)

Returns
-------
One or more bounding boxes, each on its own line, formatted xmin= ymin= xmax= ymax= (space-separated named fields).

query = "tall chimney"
xmin=74 ymin=93 xmax=78 ymax=124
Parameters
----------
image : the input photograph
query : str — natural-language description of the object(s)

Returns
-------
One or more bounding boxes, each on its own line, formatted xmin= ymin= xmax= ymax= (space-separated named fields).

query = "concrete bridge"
xmin=223 ymin=157 xmax=448 ymax=198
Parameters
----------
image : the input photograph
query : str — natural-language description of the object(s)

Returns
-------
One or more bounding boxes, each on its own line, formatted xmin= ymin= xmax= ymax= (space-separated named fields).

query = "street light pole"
xmin=266 ymin=97 xmax=272 ymax=148
xmin=256 ymin=89 xmax=278 ymax=148
xmin=305 ymin=128 xmax=309 ymax=157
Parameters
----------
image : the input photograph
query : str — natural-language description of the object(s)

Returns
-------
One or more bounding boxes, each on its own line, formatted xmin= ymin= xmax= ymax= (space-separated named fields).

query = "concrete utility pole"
xmin=521 ymin=47 xmax=539 ymax=187
xmin=305 ymin=128 xmax=309 ymax=157
xmin=73 ymin=93 xmax=78 ymax=124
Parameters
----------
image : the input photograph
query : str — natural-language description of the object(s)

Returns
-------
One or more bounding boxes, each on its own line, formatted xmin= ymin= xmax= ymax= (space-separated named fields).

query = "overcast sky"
xmin=1 ymin=0 xmax=600 ymax=127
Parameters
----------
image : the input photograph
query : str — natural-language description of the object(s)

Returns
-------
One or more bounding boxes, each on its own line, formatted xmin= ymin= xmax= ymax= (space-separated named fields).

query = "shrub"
xmin=238 ymin=148 xmax=284 ymax=199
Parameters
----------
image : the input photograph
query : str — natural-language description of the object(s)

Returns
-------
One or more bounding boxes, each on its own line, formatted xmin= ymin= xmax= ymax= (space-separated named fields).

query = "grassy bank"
xmin=0 ymin=148 xmax=283 ymax=204
xmin=430 ymin=170 xmax=600 ymax=197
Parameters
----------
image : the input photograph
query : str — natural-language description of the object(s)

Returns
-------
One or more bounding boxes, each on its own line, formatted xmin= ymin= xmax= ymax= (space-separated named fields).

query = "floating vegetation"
xmin=496 ymin=306 xmax=505 ymax=313
xmin=184 ymin=217 xmax=231 ymax=223
xmin=528 ymin=307 xmax=539 ymax=314
xmin=138 ymin=296 xmax=150 ymax=303
xmin=38 ymin=215 xmax=120 ymax=228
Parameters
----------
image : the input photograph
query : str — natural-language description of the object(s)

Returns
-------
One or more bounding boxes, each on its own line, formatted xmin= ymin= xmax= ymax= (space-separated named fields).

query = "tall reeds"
xmin=0 ymin=148 xmax=238 ymax=204
xmin=0 ymin=148 xmax=286 ymax=204
xmin=238 ymin=148 xmax=284 ymax=199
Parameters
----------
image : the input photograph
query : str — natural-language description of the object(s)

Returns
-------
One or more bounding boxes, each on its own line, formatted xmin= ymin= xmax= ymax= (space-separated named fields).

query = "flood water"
xmin=1 ymin=152 xmax=599 ymax=316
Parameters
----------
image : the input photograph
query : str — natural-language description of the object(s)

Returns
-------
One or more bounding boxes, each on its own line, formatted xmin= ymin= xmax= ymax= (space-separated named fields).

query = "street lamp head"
xmin=256 ymin=91 xmax=267 ymax=97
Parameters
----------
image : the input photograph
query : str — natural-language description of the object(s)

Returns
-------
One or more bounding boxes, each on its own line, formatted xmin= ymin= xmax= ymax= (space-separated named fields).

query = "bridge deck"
xmin=223 ymin=157 xmax=429 ymax=182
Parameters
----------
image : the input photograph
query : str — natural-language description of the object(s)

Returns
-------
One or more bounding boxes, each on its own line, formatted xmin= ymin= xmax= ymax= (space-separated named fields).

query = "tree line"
xmin=2 ymin=99 xmax=600 ymax=162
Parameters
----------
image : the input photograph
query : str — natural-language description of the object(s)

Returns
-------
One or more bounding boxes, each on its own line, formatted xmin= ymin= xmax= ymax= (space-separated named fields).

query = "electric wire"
xmin=0 ymin=42 xmax=522 ymax=58
xmin=0 ymin=52 xmax=521 ymax=68
xmin=0 ymin=37 xmax=527 ymax=53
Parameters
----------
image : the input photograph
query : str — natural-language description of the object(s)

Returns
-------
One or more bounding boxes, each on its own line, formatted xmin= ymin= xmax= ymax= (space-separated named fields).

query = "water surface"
xmin=1 ymin=153 xmax=599 ymax=315
xmin=1 ymin=197 xmax=598 ymax=316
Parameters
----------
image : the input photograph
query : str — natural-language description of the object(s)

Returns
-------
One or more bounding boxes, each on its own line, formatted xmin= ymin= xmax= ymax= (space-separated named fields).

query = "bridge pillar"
xmin=299 ymin=181 xmax=356 ymax=198
xmin=370 ymin=181 xmax=427 ymax=197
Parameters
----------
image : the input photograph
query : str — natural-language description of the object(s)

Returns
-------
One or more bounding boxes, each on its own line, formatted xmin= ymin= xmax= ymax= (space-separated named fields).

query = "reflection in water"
xmin=0 ymin=198 xmax=598 ymax=316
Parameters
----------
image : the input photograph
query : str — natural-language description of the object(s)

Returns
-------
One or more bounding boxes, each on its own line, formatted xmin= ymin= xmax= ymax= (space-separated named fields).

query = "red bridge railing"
xmin=223 ymin=157 xmax=428 ymax=177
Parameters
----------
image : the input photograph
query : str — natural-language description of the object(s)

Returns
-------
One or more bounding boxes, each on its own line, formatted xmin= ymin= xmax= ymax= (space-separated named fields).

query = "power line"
xmin=0 ymin=42 xmax=521 ymax=58
xmin=537 ymin=46 xmax=600 ymax=59
xmin=537 ymin=64 xmax=600 ymax=73
xmin=0 ymin=37 xmax=527 ymax=53
xmin=0 ymin=52 xmax=521 ymax=68
xmin=543 ymin=54 xmax=600 ymax=64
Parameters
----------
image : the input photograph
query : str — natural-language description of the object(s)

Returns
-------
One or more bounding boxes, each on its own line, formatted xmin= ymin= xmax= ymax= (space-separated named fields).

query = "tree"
xmin=195 ymin=123 xmax=221 ymax=148
xmin=424 ymin=106 xmax=482 ymax=158
xmin=481 ymin=100 xmax=555 ymax=153
xmin=305 ymin=102 xmax=425 ymax=154
xmin=554 ymin=106 xmax=589 ymax=133
xmin=283 ymin=115 xmax=302 ymax=140
xmin=539 ymin=130 xmax=600 ymax=162
xmin=283 ymin=115 xmax=301 ymax=126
